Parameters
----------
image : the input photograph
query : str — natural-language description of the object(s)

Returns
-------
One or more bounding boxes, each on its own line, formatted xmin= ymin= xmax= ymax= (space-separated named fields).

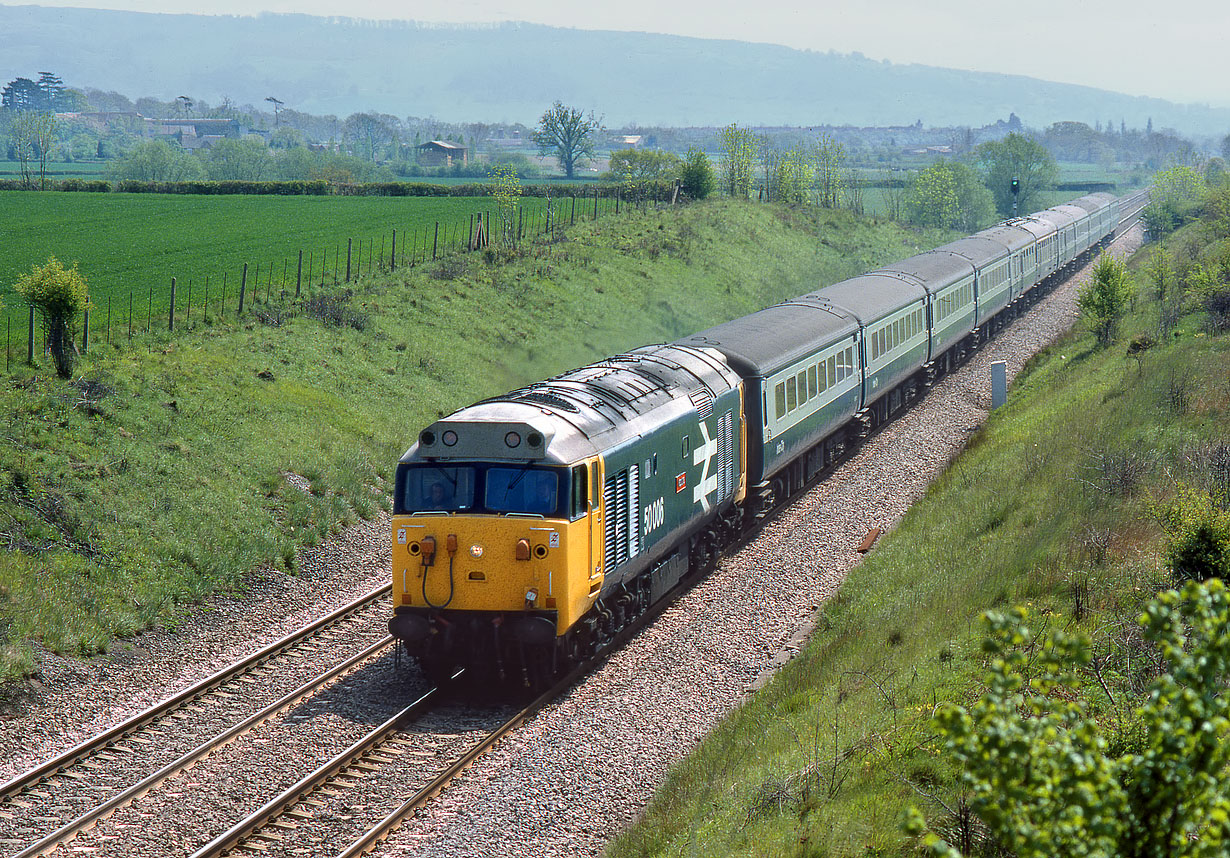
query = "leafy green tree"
xmin=974 ymin=132 xmax=1059 ymax=216
xmin=679 ymin=147 xmax=715 ymax=200
xmin=532 ymin=101 xmax=600 ymax=179
xmin=812 ymin=132 xmax=846 ymax=208
xmin=1077 ymin=253 xmax=1135 ymax=345
xmin=1 ymin=77 xmax=41 ymax=111
xmin=15 ymin=257 xmax=91 ymax=378
xmin=203 ymin=137 xmax=274 ymax=181
xmin=606 ymin=148 xmax=681 ymax=183
xmin=108 ymin=139 xmax=204 ymax=182
xmin=719 ymin=123 xmax=758 ymax=198
xmin=911 ymin=580 xmax=1230 ymax=858
xmin=489 ymin=163 xmax=522 ymax=246
xmin=905 ymin=162 xmax=959 ymax=228
xmin=1142 ymin=164 xmax=1207 ymax=235
xmin=770 ymin=146 xmax=813 ymax=205
xmin=1204 ymin=157 xmax=1227 ymax=187
xmin=905 ymin=161 xmax=994 ymax=230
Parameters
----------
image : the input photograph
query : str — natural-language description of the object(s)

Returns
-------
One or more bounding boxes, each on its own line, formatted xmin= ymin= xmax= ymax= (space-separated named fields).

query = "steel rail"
xmin=1 ymin=583 xmax=391 ymax=802
xmin=188 ymin=673 xmax=462 ymax=858
xmin=14 ymin=636 xmax=394 ymax=858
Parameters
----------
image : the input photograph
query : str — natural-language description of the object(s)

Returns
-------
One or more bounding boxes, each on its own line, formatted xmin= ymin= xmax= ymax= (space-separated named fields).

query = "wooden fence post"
xmin=346 ymin=238 xmax=353 ymax=282
xmin=593 ymin=190 xmax=598 ymax=220
xmin=27 ymin=306 xmax=35 ymax=364
xmin=169 ymin=277 xmax=176 ymax=332
xmin=571 ymin=194 xmax=576 ymax=225
xmin=391 ymin=230 xmax=397 ymax=270
xmin=107 ymin=294 xmax=111 ymax=346
xmin=432 ymin=223 xmax=439 ymax=260
xmin=296 ymin=250 xmax=303 ymax=298
xmin=239 ymin=262 xmax=248 ymax=315
xmin=81 ymin=309 xmax=89 ymax=354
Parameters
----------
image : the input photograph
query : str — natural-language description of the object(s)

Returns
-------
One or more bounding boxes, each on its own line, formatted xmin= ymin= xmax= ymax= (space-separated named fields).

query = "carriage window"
xmin=786 ymin=376 xmax=797 ymax=411
xmin=797 ymin=371 xmax=808 ymax=404
xmin=827 ymin=356 xmax=836 ymax=387
xmin=808 ymin=365 xmax=818 ymax=397
xmin=775 ymin=383 xmax=786 ymax=419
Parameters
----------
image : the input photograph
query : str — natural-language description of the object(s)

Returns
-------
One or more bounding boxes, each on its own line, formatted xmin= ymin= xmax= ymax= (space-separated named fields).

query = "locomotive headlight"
xmin=469 ymin=543 xmax=484 ymax=559
xmin=442 ymin=430 xmax=458 ymax=447
xmin=504 ymin=431 xmax=521 ymax=448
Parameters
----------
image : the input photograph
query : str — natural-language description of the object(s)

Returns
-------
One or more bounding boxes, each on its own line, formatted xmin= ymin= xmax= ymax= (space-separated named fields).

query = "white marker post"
xmin=991 ymin=360 xmax=1007 ymax=410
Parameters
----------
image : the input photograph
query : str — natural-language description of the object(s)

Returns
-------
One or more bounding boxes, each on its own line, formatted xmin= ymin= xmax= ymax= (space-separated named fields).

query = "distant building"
xmin=416 ymin=141 xmax=468 ymax=167
xmin=617 ymin=135 xmax=643 ymax=148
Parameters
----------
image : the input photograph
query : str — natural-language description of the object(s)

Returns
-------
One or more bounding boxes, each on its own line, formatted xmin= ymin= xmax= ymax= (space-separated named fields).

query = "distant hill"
xmin=3 ymin=4 xmax=1229 ymax=135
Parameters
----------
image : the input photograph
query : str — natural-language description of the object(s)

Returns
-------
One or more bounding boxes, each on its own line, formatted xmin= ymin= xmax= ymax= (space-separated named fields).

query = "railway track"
xmin=1 ymin=192 xmax=1152 ymax=858
xmin=1114 ymin=188 xmax=1150 ymax=233
xmin=1 ymin=586 xmax=394 ymax=857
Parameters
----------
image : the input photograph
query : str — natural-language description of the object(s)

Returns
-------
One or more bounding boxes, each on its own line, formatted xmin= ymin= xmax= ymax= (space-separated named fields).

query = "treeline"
xmin=0 ymin=176 xmax=680 ymax=199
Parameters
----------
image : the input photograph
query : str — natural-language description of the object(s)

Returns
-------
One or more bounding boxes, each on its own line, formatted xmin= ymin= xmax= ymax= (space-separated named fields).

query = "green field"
xmin=0 ymin=160 xmax=110 ymax=178
xmin=0 ymin=190 xmax=599 ymax=339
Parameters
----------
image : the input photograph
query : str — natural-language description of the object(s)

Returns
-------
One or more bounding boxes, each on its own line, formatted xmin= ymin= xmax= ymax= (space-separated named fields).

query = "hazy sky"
xmin=22 ymin=0 xmax=1230 ymax=108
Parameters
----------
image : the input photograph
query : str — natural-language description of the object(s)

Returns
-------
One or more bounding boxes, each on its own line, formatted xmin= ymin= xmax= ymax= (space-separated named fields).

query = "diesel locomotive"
xmin=389 ymin=192 xmax=1120 ymax=684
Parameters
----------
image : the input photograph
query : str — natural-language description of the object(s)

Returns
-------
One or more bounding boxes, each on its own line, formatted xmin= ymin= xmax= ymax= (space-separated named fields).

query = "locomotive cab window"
xmin=486 ymin=467 xmax=560 ymax=517
xmin=397 ymin=465 xmax=477 ymax=513
xmin=571 ymin=465 xmax=588 ymax=519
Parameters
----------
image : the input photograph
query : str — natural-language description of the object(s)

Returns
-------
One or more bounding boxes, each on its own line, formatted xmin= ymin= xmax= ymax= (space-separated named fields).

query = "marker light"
xmin=469 ymin=543 xmax=484 ymax=558
xmin=442 ymin=430 xmax=458 ymax=446
xmin=505 ymin=431 xmax=521 ymax=448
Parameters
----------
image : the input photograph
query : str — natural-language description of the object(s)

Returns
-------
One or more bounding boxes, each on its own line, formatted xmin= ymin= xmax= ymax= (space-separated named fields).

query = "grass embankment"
xmin=0 ymin=199 xmax=955 ymax=681
xmin=608 ymin=225 xmax=1229 ymax=855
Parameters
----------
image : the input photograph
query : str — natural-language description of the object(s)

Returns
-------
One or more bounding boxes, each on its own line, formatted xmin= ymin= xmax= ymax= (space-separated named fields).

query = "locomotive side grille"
xmin=627 ymin=464 xmax=640 ymax=559
xmin=604 ymin=478 xmax=618 ymax=570
xmin=603 ymin=465 xmax=640 ymax=572
xmin=689 ymin=389 xmax=714 ymax=419
xmin=718 ymin=411 xmax=734 ymax=500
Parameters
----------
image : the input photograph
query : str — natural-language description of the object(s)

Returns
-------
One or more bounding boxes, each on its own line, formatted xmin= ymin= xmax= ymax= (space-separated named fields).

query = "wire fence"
xmin=5 ymin=188 xmax=656 ymax=373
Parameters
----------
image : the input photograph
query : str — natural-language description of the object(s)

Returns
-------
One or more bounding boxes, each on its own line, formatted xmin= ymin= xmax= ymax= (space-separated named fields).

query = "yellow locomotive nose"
xmin=391 ymin=514 xmax=582 ymax=633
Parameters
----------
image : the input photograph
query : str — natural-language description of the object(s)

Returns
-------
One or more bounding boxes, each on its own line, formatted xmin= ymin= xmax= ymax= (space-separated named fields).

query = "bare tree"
xmin=10 ymin=110 xmax=57 ymax=189
xmin=265 ymin=96 xmax=284 ymax=126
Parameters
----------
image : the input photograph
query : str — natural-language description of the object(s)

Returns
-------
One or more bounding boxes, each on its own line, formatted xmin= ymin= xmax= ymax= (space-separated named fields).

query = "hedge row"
xmin=0 ymin=177 xmax=682 ymax=200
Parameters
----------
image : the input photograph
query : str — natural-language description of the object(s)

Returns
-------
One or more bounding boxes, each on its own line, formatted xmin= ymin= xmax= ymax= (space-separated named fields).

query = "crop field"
xmin=0 ymin=160 xmax=109 ymax=177
xmin=0 ymin=190 xmax=592 ymax=335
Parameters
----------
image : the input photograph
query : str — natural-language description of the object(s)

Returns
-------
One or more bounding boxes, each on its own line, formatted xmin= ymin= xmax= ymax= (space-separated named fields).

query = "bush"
xmin=680 ymin=147 xmax=715 ymax=200
xmin=1077 ymin=253 xmax=1135 ymax=345
xmin=1156 ymin=484 xmax=1230 ymax=583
